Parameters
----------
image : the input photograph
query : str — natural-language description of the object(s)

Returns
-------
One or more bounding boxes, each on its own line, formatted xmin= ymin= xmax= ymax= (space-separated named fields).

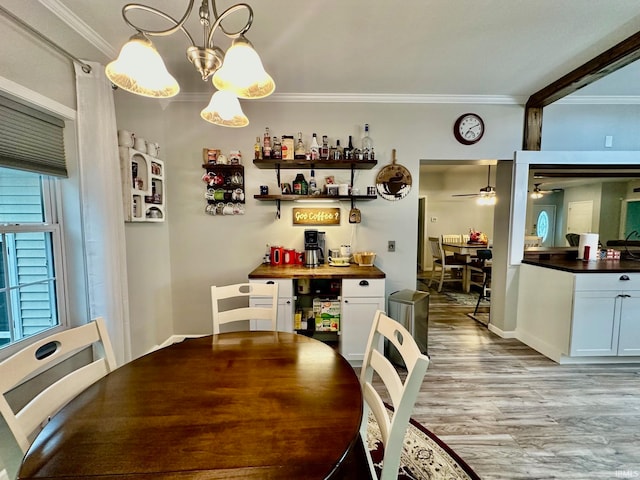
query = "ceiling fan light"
xmin=200 ymin=90 xmax=249 ymax=127
xmin=530 ymin=191 xmax=543 ymax=199
xmin=212 ymin=36 xmax=275 ymax=99
xmin=106 ymin=33 xmax=179 ymax=98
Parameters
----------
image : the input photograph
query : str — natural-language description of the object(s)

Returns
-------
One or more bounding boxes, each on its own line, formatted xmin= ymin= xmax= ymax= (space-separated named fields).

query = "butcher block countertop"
xmin=249 ymin=263 xmax=386 ymax=279
xmin=522 ymin=257 xmax=640 ymax=273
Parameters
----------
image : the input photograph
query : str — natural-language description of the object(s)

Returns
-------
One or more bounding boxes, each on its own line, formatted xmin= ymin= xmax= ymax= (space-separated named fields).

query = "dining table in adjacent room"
xmin=441 ymin=241 xmax=491 ymax=292
xmin=17 ymin=331 xmax=366 ymax=480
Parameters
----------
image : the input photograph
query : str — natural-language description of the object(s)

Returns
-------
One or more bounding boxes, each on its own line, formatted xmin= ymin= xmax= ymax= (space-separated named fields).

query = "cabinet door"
xmin=277 ymin=297 xmax=294 ymax=333
xmin=249 ymin=279 xmax=294 ymax=333
xmin=570 ymin=291 xmax=620 ymax=356
xmin=340 ymin=296 xmax=384 ymax=365
xmin=618 ymin=293 xmax=640 ymax=356
xmin=249 ymin=296 xmax=294 ymax=333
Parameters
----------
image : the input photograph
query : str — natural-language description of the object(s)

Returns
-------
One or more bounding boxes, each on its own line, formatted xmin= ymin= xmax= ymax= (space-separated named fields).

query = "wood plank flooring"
xmin=376 ymin=284 xmax=640 ymax=480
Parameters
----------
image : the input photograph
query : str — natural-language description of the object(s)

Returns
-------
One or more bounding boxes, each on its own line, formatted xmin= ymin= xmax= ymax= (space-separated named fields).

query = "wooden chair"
xmin=472 ymin=249 xmax=493 ymax=314
xmin=359 ymin=310 xmax=430 ymax=480
xmin=211 ymin=282 xmax=279 ymax=334
xmin=428 ymin=236 xmax=467 ymax=292
xmin=0 ymin=317 xmax=116 ymax=453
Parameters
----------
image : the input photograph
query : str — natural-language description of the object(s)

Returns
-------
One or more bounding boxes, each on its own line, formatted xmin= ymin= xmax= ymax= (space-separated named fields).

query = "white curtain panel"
xmin=74 ymin=61 xmax=131 ymax=365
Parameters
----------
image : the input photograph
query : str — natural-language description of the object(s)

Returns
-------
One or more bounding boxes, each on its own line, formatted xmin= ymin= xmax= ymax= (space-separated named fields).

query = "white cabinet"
xmin=249 ymin=279 xmax=294 ymax=332
xmin=340 ymin=278 xmax=385 ymax=365
xmin=618 ymin=294 xmax=640 ymax=355
xmin=119 ymin=146 xmax=166 ymax=222
xmin=570 ymin=273 xmax=640 ymax=357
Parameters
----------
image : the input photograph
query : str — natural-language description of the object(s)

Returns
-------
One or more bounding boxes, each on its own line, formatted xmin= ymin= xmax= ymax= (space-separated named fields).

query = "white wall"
xmin=111 ymin=99 xmax=522 ymax=336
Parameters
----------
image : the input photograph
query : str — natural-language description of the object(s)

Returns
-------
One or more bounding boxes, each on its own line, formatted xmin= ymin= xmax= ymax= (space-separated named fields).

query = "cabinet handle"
xmin=286 ymin=300 xmax=291 ymax=304
xmin=344 ymin=299 xmax=349 ymax=303
xmin=359 ymin=280 xmax=369 ymax=286
xmin=266 ymin=280 xmax=275 ymax=284
xmin=619 ymin=275 xmax=630 ymax=281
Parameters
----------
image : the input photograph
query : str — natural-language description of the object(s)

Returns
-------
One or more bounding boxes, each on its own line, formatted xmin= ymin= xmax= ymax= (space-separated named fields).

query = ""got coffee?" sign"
xmin=292 ymin=208 xmax=340 ymax=225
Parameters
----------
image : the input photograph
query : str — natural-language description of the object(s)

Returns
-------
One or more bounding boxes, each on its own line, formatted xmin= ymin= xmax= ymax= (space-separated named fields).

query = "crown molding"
xmin=174 ymin=92 xmax=526 ymax=105
xmin=38 ymin=0 xmax=117 ymax=58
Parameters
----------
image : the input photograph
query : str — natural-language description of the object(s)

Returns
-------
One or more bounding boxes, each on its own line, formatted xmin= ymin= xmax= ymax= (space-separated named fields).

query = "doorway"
xmin=531 ymin=205 xmax=556 ymax=247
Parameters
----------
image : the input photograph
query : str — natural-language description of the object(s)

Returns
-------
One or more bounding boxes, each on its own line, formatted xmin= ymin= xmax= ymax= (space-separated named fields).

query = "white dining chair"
xmin=441 ymin=233 xmax=462 ymax=244
xmin=524 ymin=235 xmax=543 ymax=247
xmin=0 ymin=317 xmax=116 ymax=453
xmin=427 ymin=236 xmax=467 ymax=292
xmin=360 ymin=310 xmax=430 ymax=480
xmin=211 ymin=282 xmax=279 ymax=334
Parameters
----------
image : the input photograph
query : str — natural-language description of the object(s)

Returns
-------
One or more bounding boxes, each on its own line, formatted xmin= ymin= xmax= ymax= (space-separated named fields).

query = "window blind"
xmin=0 ymin=94 xmax=67 ymax=177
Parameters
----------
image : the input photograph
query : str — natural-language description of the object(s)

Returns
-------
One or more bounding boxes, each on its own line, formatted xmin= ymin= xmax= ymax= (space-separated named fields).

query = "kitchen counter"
xmin=249 ymin=263 xmax=385 ymax=279
xmin=522 ymin=258 xmax=640 ymax=273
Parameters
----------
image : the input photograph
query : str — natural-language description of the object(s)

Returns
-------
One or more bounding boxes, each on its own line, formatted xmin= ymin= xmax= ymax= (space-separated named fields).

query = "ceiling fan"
xmin=452 ymin=165 xmax=496 ymax=204
xmin=529 ymin=183 xmax=561 ymax=198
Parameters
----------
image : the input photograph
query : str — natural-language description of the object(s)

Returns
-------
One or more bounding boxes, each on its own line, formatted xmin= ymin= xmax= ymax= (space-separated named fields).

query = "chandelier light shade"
xmin=201 ymin=90 xmax=249 ymax=127
xmin=212 ymin=36 xmax=275 ymax=99
xmin=106 ymin=1 xmax=274 ymax=127
xmin=106 ymin=33 xmax=179 ymax=98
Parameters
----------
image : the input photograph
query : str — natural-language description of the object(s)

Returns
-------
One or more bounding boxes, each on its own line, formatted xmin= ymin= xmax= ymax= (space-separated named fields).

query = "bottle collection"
xmin=254 ymin=124 xmax=375 ymax=162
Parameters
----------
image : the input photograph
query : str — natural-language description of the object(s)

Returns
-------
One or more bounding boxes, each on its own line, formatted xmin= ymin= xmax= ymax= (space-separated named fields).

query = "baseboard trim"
xmin=487 ymin=323 xmax=517 ymax=339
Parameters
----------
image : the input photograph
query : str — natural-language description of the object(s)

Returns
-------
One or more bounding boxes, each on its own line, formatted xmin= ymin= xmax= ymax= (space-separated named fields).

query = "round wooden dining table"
xmin=18 ymin=331 xmax=364 ymax=480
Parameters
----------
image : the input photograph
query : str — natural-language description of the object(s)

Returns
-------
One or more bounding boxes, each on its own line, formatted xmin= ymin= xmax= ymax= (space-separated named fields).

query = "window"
xmin=0 ymin=167 xmax=66 ymax=352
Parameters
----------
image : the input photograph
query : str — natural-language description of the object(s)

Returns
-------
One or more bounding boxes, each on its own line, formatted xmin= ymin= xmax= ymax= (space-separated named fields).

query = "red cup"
xmin=270 ymin=246 xmax=283 ymax=265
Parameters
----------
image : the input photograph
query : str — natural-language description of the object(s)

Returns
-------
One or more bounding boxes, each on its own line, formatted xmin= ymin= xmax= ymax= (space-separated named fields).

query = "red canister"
xmin=270 ymin=246 xmax=284 ymax=265
xmin=296 ymin=251 xmax=305 ymax=265
xmin=283 ymin=248 xmax=296 ymax=265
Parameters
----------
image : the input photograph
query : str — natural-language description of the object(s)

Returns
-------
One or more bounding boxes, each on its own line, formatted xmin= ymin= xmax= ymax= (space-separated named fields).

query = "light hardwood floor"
xmin=385 ymin=285 xmax=640 ymax=480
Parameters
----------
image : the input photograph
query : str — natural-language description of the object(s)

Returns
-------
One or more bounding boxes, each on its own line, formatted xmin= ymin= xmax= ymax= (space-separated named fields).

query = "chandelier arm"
xmin=122 ymin=2 xmax=196 ymax=45
xmin=206 ymin=3 xmax=253 ymax=46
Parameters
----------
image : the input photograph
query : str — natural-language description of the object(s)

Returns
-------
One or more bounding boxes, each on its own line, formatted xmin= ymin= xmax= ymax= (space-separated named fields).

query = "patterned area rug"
xmin=366 ymin=405 xmax=481 ymax=480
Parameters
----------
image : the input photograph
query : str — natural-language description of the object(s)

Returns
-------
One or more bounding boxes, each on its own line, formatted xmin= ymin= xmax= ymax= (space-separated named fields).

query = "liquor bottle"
xmin=321 ymin=135 xmax=330 ymax=160
xmin=263 ymin=127 xmax=272 ymax=159
xmin=310 ymin=133 xmax=320 ymax=161
xmin=272 ymin=134 xmax=282 ymax=159
xmin=333 ymin=139 xmax=343 ymax=160
xmin=309 ymin=169 xmax=317 ymax=194
xmin=362 ymin=123 xmax=373 ymax=161
xmin=292 ymin=173 xmax=308 ymax=195
xmin=344 ymin=135 xmax=354 ymax=160
xmin=295 ymin=132 xmax=306 ymax=159
xmin=254 ymin=136 xmax=262 ymax=160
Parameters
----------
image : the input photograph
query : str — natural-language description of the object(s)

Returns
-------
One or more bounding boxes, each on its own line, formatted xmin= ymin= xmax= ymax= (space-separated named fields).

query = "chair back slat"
xmin=211 ymin=283 xmax=279 ymax=334
xmin=0 ymin=317 xmax=116 ymax=453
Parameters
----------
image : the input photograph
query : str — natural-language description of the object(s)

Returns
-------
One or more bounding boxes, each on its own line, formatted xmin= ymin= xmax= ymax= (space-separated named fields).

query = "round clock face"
xmin=454 ymin=113 xmax=484 ymax=145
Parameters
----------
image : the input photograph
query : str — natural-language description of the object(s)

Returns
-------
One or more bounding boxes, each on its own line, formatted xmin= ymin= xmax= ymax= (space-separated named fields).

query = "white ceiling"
xmin=16 ymin=0 xmax=640 ymax=99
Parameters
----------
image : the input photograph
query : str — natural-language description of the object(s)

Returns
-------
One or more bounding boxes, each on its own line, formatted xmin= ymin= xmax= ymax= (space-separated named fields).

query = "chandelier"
xmin=105 ymin=0 xmax=275 ymax=127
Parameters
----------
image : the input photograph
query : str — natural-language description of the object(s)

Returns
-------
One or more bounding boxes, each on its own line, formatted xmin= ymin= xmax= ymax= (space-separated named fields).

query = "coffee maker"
xmin=304 ymin=229 xmax=325 ymax=267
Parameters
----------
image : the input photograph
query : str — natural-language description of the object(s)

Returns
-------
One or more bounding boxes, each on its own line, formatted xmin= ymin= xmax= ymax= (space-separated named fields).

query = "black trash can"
xmin=385 ymin=289 xmax=429 ymax=368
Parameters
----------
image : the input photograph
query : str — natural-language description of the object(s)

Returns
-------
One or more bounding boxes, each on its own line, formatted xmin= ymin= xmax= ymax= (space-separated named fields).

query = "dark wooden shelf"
xmin=254 ymin=194 xmax=377 ymax=201
xmin=253 ymin=159 xmax=377 ymax=170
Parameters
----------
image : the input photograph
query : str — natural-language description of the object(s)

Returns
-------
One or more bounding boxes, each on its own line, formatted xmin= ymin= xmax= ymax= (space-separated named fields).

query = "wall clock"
xmin=453 ymin=113 xmax=485 ymax=145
